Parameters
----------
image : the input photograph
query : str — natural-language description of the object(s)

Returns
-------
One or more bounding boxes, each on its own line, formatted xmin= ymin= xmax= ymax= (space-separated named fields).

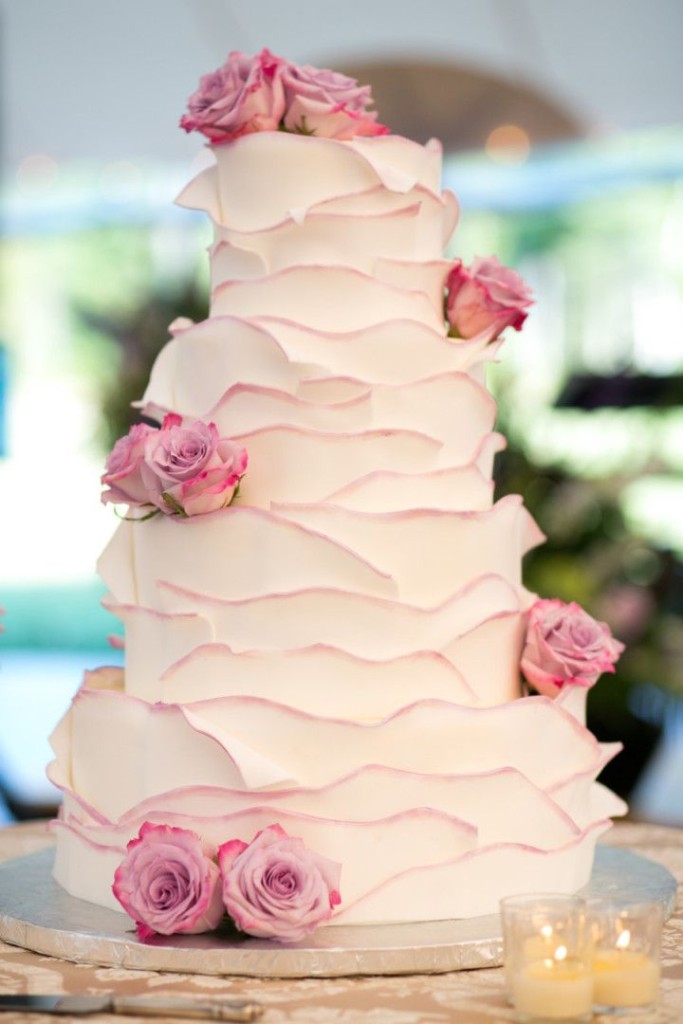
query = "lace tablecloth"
xmin=0 ymin=821 xmax=681 ymax=1023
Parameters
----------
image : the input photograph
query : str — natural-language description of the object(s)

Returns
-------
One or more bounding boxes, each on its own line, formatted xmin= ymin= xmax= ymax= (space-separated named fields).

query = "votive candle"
xmin=500 ymin=895 xmax=592 ymax=1022
xmin=590 ymin=901 xmax=663 ymax=1014
xmin=593 ymin=946 xmax=660 ymax=1007
xmin=512 ymin=951 xmax=593 ymax=1021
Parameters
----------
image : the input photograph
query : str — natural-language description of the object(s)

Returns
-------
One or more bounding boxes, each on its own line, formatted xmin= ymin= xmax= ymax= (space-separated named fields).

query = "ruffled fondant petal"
xmin=176 ymin=133 xmax=444 ymax=232
xmin=370 ymin=373 xmax=497 ymax=462
xmin=160 ymin=643 xmax=477 ymax=714
xmin=323 ymin=464 xmax=494 ymax=513
xmin=274 ymin=496 xmax=545 ymax=604
xmin=154 ymin=573 xmax=520 ymax=661
xmin=234 ymin=425 xmax=442 ymax=506
xmin=199 ymin=382 xmax=374 ymax=437
xmin=333 ymin=823 xmax=610 ymax=924
xmin=211 ymin=266 xmax=444 ymax=333
xmin=375 ymin=258 xmax=451 ymax=315
xmin=268 ymin=319 xmax=507 ymax=382
xmin=140 ymin=316 xmax=303 ymax=416
xmin=210 ymin=203 xmax=446 ymax=287
xmin=309 ymin=184 xmax=459 ymax=251
xmin=106 ymin=765 xmax=585 ymax=848
xmin=110 ymin=575 xmax=522 ymax=704
xmin=97 ymin=506 xmax=397 ymax=608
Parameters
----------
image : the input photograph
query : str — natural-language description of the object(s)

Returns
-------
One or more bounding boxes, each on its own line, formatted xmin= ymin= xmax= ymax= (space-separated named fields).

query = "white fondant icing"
xmin=192 ymin=382 xmax=375 ymax=437
xmin=176 ymin=133 xmax=445 ymax=232
xmin=141 ymin=316 xmax=303 ymax=414
xmin=234 ymin=424 xmax=442 ymax=507
xmin=211 ymin=266 xmax=444 ymax=333
xmin=153 ymin=574 xmax=521 ymax=661
xmin=160 ymin=643 xmax=477 ymax=713
xmin=273 ymin=496 xmax=544 ymax=604
xmin=324 ymin=464 xmax=494 ymax=513
xmin=98 ymin=506 xmax=398 ymax=608
xmin=51 ymin=678 xmax=610 ymax=821
xmin=332 ymin=823 xmax=610 ymax=924
xmin=210 ymin=204 xmax=442 ymax=288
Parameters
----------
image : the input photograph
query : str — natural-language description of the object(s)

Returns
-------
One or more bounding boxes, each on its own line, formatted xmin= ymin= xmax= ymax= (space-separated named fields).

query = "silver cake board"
xmin=0 ymin=847 xmax=677 ymax=978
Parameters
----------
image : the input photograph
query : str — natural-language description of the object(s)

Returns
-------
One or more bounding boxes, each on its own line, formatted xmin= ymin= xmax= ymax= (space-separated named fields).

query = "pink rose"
xmin=180 ymin=48 xmax=286 ymax=143
xmin=101 ymin=422 xmax=155 ymax=507
xmin=218 ymin=825 xmax=341 ymax=942
xmin=521 ymin=598 xmax=625 ymax=698
xmin=446 ymin=256 xmax=533 ymax=342
xmin=112 ymin=823 xmax=224 ymax=940
xmin=167 ymin=440 xmax=248 ymax=517
xmin=281 ymin=62 xmax=388 ymax=139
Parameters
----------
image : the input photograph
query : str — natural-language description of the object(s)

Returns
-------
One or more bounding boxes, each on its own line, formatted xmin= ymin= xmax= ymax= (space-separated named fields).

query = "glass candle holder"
xmin=590 ymin=901 xmax=663 ymax=1015
xmin=500 ymin=894 xmax=593 ymax=1023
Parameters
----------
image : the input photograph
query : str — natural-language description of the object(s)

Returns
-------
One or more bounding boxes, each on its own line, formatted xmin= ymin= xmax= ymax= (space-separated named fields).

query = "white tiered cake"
xmin=48 ymin=51 xmax=626 ymax=937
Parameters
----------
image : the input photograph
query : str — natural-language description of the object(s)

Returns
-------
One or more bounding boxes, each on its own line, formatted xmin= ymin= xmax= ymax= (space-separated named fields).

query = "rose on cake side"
xmin=101 ymin=414 xmax=247 ymax=519
xmin=99 ymin=422 xmax=156 ymax=507
xmin=180 ymin=47 xmax=387 ymax=143
xmin=445 ymin=256 xmax=534 ymax=343
xmin=112 ymin=823 xmax=224 ymax=940
xmin=521 ymin=598 xmax=625 ymax=698
xmin=219 ymin=824 xmax=342 ymax=942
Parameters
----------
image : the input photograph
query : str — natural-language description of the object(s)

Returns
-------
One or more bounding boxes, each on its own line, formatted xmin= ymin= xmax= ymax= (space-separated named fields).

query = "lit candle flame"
xmin=616 ymin=929 xmax=631 ymax=950
xmin=541 ymin=925 xmax=553 ymax=940
xmin=554 ymin=945 xmax=568 ymax=962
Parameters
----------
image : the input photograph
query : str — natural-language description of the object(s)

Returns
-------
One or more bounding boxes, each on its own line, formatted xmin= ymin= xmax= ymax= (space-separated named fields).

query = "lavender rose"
xmin=521 ymin=598 xmax=625 ymax=698
xmin=281 ymin=62 xmax=388 ymax=140
xmin=218 ymin=825 xmax=342 ymax=942
xmin=101 ymin=422 xmax=155 ymax=506
xmin=180 ymin=48 xmax=286 ymax=143
xmin=446 ymin=256 xmax=533 ymax=342
xmin=143 ymin=413 xmax=217 ymax=486
xmin=112 ymin=823 xmax=224 ymax=940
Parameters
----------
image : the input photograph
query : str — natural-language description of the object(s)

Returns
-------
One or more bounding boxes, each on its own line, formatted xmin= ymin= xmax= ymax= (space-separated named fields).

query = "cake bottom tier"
xmin=48 ymin=671 xmax=626 ymax=926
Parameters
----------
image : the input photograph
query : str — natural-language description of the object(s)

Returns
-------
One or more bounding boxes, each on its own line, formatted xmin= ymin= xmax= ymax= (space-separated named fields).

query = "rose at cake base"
xmin=47 ymin=48 xmax=626 ymax=943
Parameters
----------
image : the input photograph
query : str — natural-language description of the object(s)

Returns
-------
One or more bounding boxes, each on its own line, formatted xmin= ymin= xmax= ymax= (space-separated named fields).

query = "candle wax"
xmin=593 ymin=949 xmax=660 ymax=1007
xmin=512 ymin=958 xmax=593 ymax=1020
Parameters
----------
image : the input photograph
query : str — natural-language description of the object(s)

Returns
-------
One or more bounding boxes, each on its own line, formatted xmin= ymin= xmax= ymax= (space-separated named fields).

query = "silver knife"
xmin=0 ymin=995 xmax=262 ymax=1021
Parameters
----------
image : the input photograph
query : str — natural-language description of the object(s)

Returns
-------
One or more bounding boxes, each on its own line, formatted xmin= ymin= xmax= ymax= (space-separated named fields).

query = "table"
xmin=0 ymin=821 xmax=681 ymax=1022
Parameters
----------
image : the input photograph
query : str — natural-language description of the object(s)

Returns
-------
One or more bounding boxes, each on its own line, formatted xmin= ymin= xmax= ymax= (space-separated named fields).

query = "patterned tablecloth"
xmin=0 ymin=820 xmax=681 ymax=1023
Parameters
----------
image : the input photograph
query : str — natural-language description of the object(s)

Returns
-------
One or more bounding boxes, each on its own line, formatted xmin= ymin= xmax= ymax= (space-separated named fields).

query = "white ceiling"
xmin=1 ymin=0 xmax=682 ymax=170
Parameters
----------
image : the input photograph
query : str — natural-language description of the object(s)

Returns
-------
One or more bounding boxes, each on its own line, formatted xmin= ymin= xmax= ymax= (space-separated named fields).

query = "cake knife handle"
xmin=111 ymin=995 xmax=263 ymax=1021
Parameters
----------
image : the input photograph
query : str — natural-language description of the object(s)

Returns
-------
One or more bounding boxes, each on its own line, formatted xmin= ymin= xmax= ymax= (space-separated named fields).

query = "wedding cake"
xmin=48 ymin=50 xmax=626 ymax=941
